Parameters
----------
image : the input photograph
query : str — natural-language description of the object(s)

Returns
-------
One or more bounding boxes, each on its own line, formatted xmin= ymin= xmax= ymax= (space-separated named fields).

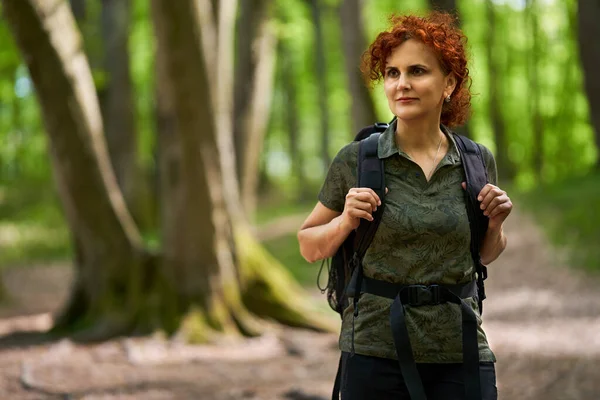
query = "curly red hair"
xmin=361 ymin=12 xmax=471 ymax=127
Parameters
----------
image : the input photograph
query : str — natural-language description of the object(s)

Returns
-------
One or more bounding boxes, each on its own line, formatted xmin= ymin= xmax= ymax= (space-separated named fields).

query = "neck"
xmin=394 ymin=117 xmax=444 ymax=153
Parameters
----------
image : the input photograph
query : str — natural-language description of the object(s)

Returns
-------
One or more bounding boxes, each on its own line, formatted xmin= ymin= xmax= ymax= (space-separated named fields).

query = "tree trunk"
xmin=151 ymin=0 xmax=334 ymax=337
xmin=69 ymin=0 xmax=86 ymax=20
xmin=428 ymin=0 xmax=458 ymax=13
xmin=309 ymin=0 xmax=331 ymax=173
xmin=339 ymin=0 xmax=378 ymax=134
xmin=485 ymin=0 xmax=514 ymax=181
xmin=101 ymin=0 xmax=148 ymax=227
xmin=239 ymin=16 xmax=277 ymax=216
xmin=527 ymin=0 xmax=544 ymax=178
xmin=280 ymin=39 xmax=309 ymax=201
xmin=152 ymin=1 xmax=181 ymax=327
xmin=233 ymin=0 xmax=270 ymax=181
xmin=577 ymin=0 xmax=600 ymax=167
xmin=1 ymin=0 xmax=154 ymax=340
xmin=4 ymin=0 xmax=333 ymax=341
xmin=427 ymin=0 xmax=472 ymax=138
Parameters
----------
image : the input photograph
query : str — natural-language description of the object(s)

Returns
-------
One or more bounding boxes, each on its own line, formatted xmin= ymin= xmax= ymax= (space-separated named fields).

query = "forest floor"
xmin=0 ymin=208 xmax=599 ymax=399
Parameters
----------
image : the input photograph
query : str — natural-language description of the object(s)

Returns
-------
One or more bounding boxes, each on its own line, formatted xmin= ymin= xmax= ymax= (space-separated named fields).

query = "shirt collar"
xmin=377 ymin=119 xmax=461 ymax=165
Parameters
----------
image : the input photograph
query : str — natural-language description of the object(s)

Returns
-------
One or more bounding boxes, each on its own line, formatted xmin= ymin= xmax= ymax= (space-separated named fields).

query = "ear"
xmin=444 ymin=72 xmax=457 ymax=98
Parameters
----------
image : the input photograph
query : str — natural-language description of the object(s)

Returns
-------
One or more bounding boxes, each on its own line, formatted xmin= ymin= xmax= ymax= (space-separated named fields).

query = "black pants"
xmin=340 ymin=352 xmax=498 ymax=400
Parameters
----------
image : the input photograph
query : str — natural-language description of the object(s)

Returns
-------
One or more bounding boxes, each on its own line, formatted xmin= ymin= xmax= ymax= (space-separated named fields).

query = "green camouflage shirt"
xmin=318 ymin=121 xmax=497 ymax=363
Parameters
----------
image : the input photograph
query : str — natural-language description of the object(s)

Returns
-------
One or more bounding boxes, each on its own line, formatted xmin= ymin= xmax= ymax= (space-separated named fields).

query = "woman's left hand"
xmin=462 ymin=182 xmax=513 ymax=231
xmin=476 ymin=183 xmax=513 ymax=231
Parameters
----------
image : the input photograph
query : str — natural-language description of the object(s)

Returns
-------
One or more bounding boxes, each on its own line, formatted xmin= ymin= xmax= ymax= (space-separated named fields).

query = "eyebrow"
xmin=385 ymin=64 xmax=429 ymax=70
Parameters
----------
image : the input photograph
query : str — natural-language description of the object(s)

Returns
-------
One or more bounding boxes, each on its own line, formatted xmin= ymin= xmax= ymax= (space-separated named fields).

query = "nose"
xmin=397 ymin=73 xmax=411 ymax=91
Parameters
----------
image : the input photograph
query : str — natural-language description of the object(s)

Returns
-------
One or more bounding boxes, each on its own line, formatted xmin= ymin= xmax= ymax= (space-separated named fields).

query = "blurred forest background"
xmin=0 ymin=0 xmax=599 ymax=342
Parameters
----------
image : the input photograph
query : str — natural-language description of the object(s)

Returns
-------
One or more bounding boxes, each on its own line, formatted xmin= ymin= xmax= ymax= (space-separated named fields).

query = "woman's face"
xmin=383 ymin=39 xmax=456 ymax=123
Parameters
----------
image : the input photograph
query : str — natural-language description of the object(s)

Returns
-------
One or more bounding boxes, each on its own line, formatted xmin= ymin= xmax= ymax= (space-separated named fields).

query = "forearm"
xmin=480 ymin=225 xmax=507 ymax=265
xmin=298 ymin=215 xmax=353 ymax=263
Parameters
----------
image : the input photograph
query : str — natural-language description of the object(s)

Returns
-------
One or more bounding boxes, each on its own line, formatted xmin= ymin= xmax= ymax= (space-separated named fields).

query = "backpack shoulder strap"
xmin=453 ymin=133 xmax=490 ymax=310
xmin=354 ymin=132 xmax=386 ymax=258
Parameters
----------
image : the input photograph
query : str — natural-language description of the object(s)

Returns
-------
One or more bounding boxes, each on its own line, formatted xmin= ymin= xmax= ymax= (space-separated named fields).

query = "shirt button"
xmin=415 ymin=173 xmax=420 ymax=178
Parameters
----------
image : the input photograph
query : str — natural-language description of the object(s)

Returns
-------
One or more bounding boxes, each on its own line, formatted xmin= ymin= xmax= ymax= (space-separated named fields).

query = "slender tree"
xmin=428 ymin=0 xmax=457 ymax=14
xmin=485 ymin=0 xmax=514 ymax=181
xmin=69 ymin=0 xmax=86 ymax=20
xmin=339 ymin=0 xmax=378 ymax=134
xmin=526 ymin=0 xmax=544 ymax=178
xmin=428 ymin=0 xmax=472 ymax=138
xmin=577 ymin=0 xmax=600 ymax=166
xmin=279 ymin=38 xmax=309 ymax=200
xmin=309 ymin=0 xmax=331 ymax=172
xmin=233 ymin=0 xmax=271 ymax=177
xmin=238 ymin=2 xmax=278 ymax=216
xmin=100 ymin=0 xmax=146 ymax=225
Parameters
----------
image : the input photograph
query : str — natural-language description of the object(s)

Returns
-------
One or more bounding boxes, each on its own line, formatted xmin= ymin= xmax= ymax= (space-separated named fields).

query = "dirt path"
xmin=0 ymin=209 xmax=598 ymax=399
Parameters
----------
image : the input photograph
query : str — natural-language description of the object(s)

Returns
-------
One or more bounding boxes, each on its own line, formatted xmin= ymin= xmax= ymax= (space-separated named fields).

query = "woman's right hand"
xmin=340 ymin=187 xmax=385 ymax=231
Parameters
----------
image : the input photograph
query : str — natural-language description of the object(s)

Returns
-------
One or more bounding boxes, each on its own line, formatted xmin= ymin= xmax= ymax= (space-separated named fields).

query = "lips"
xmin=397 ymin=98 xmax=417 ymax=102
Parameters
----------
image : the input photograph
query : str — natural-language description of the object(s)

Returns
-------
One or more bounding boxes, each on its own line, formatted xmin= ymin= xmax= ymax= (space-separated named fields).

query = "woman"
xmin=297 ymin=12 xmax=512 ymax=400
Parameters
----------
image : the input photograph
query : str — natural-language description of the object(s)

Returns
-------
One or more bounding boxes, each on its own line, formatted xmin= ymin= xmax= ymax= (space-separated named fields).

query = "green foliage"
xmin=0 ymin=0 xmax=598 ymax=280
xmin=0 ymin=184 xmax=71 ymax=268
xmin=263 ymin=233 xmax=316 ymax=287
xmin=131 ymin=0 xmax=156 ymax=169
xmin=516 ymin=171 xmax=600 ymax=272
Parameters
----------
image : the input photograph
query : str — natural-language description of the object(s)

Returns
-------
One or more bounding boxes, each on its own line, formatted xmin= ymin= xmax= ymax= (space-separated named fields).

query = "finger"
xmin=477 ymin=184 xmax=496 ymax=202
xmin=350 ymin=199 xmax=375 ymax=213
xmin=348 ymin=208 xmax=374 ymax=222
xmin=488 ymin=200 xmax=512 ymax=219
xmin=461 ymin=182 xmax=466 ymax=190
xmin=350 ymin=194 xmax=377 ymax=212
xmin=485 ymin=195 xmax=510 ymax=217
xmin=386 ymin=187 xmax=389 ymax=194
xmin=480 ymin=188 xmax=504 ymax=211
xmin=483 ymin=193 xmax=507 ymax=214
xmin=351 ymin=191 xmax=380 ymax=209
xmin=352 ymin=188 xmax=382 ymax=206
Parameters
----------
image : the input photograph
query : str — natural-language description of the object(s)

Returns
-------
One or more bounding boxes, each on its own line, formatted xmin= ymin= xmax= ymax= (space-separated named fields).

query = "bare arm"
xmin=480 ymin=225 xmax=507 ymax=265
xmin=297 ymin=203 xmax=351 ymax=263
xmin=298 ymin=188 xmax=382 ymax=263
xmin=477 ymin=183 xmax=512 ymax=265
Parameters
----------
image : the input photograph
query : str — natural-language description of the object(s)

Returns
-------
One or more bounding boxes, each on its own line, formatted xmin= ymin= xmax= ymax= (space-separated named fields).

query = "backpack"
xmin=317 ymin=122 xmax=390 ymax=317
xmin=319 ymin=120 xmax=490 ymax=400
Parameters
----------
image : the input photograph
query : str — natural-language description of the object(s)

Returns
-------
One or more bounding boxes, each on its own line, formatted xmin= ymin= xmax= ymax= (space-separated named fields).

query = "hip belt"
xmin=346 ymin=273 xmax=482 ymax=400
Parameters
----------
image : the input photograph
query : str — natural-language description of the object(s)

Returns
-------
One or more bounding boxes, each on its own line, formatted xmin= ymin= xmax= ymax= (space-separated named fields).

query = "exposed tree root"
xmin=236 ymin=226 xmax=337 ymax=333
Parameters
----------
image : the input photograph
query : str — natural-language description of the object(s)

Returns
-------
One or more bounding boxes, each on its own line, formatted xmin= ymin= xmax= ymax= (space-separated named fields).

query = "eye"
xmin=386 ymin=68 xmax=399 ymax=78
xmin=413 ymin=67 xmax=426 ymax=75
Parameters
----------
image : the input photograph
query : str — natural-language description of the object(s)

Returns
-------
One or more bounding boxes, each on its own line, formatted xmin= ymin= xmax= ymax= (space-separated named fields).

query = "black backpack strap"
xmin=452 ymin=133 xmax=489 ymax=400
xmin=351 ymin=132 xmax=386 ymax=351
xmin=453 ymin=133 xmax=489 ymax=310
xmin=331 ymin=132 xmax=386 ymax=400
xmin=331 ymin=354 xmax=343 ymax=400
xmin=354 ymin=132 xmax=386 ymax=257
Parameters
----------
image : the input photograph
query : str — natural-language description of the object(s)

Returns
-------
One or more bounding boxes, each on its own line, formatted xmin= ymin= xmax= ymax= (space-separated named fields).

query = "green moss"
xmin=236 ymin=226 xmax=337 ymax=332
xmin=262 ymin=233 xmax=316 ymax=287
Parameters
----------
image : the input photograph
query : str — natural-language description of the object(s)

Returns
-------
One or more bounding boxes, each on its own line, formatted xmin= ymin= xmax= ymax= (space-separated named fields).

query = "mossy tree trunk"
xmin=151 ymin=0 xmax=334 ymax=338
xmin=1 ymin=0 xmax=156 ymax=340
xmin=3 ymin=0 xmax=334 ymax=341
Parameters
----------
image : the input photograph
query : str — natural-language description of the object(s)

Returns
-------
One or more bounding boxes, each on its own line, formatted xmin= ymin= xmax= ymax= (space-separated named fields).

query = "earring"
xmin=445 ymin=95 xmax=451 ymax=103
